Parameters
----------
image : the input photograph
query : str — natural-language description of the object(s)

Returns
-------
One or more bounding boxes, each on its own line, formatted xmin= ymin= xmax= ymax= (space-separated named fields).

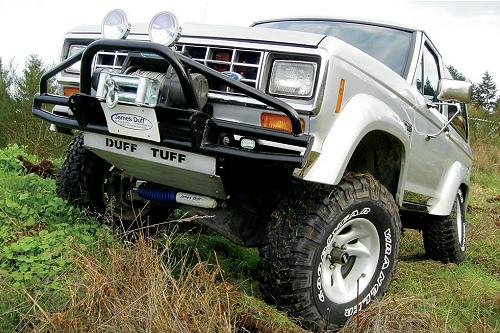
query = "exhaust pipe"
xmin=136 ymin=187 xmax=218 ymax=209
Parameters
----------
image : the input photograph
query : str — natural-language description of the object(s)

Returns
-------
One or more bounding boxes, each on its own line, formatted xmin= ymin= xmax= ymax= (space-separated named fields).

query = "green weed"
xmin=0 ymin=145 xmax=112 ymax=295
xmin=0 ymin=136 xmax=499 ymax=332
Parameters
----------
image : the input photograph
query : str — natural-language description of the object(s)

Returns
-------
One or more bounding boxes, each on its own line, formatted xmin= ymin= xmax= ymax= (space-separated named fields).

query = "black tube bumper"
xmin=33 ymin=39 xmax=314 ymax=168
xmin=33 ymin=106 xmax=312 ymax=168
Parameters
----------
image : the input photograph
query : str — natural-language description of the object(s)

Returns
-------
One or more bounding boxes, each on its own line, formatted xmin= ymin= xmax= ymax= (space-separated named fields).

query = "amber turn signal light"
xmin=335 ymin=79 xmax=345 ymax=113
xmin=63 ymin=87 xmax=79 ymax=97
xmin=260 ymin=113 xmax=305 ymax=133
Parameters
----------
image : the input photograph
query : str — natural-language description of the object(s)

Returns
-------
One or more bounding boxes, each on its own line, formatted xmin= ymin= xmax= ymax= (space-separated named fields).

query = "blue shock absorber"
xmin=136 ymin=188 xmax=177 ymax=203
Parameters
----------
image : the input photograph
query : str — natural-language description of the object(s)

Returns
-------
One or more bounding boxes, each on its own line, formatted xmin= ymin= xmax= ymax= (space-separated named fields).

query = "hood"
xmin=68 ymin=22 xmax=325 ymax=48
xmin=181 ymin=23 xmax=325 ymax=47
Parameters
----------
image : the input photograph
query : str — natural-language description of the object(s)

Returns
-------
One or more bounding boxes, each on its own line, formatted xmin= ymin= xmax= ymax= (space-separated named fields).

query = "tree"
xmin=473 ymin=71 xmax=497 ymax=111
xmin=5 ymin=55 xmax=47 ymax=149
xmin=14 ymin=54 xmax=46 ymax=113
xmin=471 ymin=83 xmax=483 ymax=107
xmin=4 ymin=55 xmax=69 ymax=157
xmin=447 ymin=65 xmax=467 ymax=81
xmin=0 ymin=58 xmax=16 ymax=146
xmin=0 ymin=58 xmax=13 ymax=110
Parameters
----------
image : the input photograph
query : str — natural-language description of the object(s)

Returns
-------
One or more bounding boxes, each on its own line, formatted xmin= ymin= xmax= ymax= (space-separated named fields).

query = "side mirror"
xmin=437 ymin=79 xmax=472 ymax=103
xmin=426 ymin=107 xmax=462 ymax=140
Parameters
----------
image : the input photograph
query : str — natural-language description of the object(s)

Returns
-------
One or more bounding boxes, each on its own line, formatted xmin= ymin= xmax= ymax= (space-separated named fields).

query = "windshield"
xmin=255 ymin=20 xmax=413 ymax=76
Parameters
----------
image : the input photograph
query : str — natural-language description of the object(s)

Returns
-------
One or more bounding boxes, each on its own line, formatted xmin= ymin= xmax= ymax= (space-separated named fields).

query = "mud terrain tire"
xmin=259 ymin=174 xmax=401 ymax=331
xmin=57 ymin=134 xmax=107 ymax=209
xmin=423 ymin=189 xmax=466 ymax=263
xmin=57 ymin=134 xmax=154 ymax=224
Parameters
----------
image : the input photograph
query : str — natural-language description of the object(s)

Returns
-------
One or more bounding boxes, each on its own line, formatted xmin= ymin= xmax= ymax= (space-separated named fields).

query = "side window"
xmin=422 ymin=44 xmax=440 ymax=103
xmin=414 ymin=56 xmax=423 ymax=93
xmin=449 ymin=103 xmax=469 ymax=140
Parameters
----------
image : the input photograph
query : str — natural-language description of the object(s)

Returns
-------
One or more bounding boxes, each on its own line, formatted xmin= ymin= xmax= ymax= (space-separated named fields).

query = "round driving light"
xmin=102 ymin=9 xmax=130 ymax=39
xmin=149 ymin=11 xmax=180 ymax=46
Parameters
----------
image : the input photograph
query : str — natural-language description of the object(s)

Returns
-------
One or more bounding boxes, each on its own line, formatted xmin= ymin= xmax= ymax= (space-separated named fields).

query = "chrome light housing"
xmin=102 ymin=9 xmax=130 ymax=39
xmin=269 ymin=60 xmax=317 ymax=98
xmin=149 ymin=11 xmax=180 ymax=47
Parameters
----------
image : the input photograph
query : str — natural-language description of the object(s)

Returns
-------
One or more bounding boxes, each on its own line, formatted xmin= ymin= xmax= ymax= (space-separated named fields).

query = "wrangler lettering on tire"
xmin=259 ymin=174 xmax=401 ymax=331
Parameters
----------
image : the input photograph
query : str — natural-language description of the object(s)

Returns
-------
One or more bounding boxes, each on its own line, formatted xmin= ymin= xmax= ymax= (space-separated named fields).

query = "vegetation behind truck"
xmin=33 ymin=10 xmax=473 ymax=331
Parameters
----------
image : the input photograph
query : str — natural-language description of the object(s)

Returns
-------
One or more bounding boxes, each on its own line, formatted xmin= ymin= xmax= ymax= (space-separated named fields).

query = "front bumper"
xmin=33 ymin=39 xmax=314 ymax=170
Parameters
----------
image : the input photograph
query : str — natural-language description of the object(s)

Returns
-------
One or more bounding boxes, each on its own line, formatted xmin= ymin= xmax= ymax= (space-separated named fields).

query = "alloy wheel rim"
xmin=320 ymin=217 xmax=380 ymax=304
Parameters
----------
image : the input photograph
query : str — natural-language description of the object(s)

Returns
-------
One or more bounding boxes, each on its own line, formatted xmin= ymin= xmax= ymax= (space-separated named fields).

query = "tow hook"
xmin=105 ymin=78 xmax=119 ymax=109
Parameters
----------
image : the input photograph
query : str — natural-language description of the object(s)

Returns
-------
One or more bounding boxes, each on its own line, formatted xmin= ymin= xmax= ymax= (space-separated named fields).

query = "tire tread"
xmin=259 ymin=174 xmax=401 ymax=331
xmin=422 ymin=194 xmax=465 ymax=264
xmin=56 ymin=134 xmax=105 ymax=209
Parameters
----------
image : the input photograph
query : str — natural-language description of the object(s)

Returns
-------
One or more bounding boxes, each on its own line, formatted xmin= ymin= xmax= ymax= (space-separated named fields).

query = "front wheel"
xmin=57 ymin=134 xmax=152 ymax=223
xmin=259 ymin=175 xmax=402 ymax=331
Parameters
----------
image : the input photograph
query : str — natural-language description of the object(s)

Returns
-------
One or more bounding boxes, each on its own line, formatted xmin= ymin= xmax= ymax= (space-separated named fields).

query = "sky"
xmin=0 ymin=0 xmax=498 ymax=87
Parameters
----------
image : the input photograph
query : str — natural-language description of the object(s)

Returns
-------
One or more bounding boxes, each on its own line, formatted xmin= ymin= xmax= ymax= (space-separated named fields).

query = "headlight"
xmin=101 ymin=9 xmax=130 ymax=39
xmin=149 ymin=11 xmax=180 ymax=47
xmin=66 ymin=45 xmax=85 ymax=73
xmin=269 ymin=60 xmax=317 ymax=98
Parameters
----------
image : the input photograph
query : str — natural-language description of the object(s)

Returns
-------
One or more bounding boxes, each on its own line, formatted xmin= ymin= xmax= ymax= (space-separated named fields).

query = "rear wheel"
xmin=259 ymin=175 xmax=401 ymax=331
xmin=423 ymin=189 xmax=466 ymax=263
xmin=57 ymin=134 xmax=152 ymax=224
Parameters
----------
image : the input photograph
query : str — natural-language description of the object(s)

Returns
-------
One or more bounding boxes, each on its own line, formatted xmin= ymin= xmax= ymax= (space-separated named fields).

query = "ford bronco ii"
xmin=33 ymin=10 xmax=473 ymax=330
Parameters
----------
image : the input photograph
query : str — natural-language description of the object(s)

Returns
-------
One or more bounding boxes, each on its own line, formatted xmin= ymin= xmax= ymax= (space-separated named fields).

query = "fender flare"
xmin=301 ymin=94 xmax=411 ymax=204
xmin=428 ymin=161 xmax=469 ymax=215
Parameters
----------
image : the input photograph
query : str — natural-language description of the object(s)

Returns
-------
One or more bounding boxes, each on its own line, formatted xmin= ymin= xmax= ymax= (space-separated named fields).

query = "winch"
xmin=95 ymin=66 xmax=208 ymax=110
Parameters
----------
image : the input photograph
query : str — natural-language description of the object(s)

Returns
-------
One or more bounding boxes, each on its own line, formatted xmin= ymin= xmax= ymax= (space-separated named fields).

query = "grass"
xmin=0 ymin=146 xmax=305 ymax=332
xmin=382 ymin=132 xmax=500 ymax=332
xmin=0 ymin=133 xmax=499 ymax=332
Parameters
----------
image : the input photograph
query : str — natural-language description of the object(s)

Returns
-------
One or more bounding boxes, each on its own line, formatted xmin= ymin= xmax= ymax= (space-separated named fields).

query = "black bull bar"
xmin=32 ymin=39 xmax=313 ymax=168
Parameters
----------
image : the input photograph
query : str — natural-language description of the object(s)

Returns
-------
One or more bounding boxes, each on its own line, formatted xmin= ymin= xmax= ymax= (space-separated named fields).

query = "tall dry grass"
xmin=472 ymin=139 xmax=500 ymax=175
xmin=468 ymin=106 xmax=500 ymax=174
xmin=340 ymin=296 xmax=498 ymax=333
xmin=23 ymin=233 xmax=497 ymax=333
xmin=6 ymin=105 xmax=498 ymax=333
xmin=23 ymin=235 xmax=307 ymax=333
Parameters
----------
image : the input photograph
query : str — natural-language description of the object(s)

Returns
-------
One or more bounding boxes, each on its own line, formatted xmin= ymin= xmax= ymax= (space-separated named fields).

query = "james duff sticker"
xmin=111 ymin=113 xmax=153 ymax=131
xmin=102 ymin=103 xmax=161 ymax=142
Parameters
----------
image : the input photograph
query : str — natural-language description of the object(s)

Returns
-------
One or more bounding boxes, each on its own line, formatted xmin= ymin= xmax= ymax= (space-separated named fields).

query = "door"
xmin=405 ymin=41 xmax=453 ymax=202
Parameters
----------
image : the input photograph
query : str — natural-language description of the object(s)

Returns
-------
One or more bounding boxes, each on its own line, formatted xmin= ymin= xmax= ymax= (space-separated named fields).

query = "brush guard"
xmin=32 ymin=39 xmax=313 ymax=168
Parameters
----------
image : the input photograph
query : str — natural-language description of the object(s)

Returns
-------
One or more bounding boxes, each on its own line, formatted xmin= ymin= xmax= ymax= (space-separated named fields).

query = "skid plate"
xmin=84 ymin=132 xmax=227 ymax=199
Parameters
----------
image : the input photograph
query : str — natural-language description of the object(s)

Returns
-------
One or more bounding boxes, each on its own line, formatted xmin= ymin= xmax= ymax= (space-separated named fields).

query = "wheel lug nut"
xmin=329 ymin=246 xmax=350 ymax=265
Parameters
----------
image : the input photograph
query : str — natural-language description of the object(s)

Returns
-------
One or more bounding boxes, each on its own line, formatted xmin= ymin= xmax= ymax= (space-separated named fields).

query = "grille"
xmin=93 ymin=51 xmax=128 ymax=72
xmin=92 ymin=45 xmax=264 ymax=94
xmin=177 ymin=44 xmax=264 ymax=93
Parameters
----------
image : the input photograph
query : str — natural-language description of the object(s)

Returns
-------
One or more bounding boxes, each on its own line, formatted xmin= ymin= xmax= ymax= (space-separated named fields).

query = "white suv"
xmin=33 ymin=11 xmax=473 ymax=330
